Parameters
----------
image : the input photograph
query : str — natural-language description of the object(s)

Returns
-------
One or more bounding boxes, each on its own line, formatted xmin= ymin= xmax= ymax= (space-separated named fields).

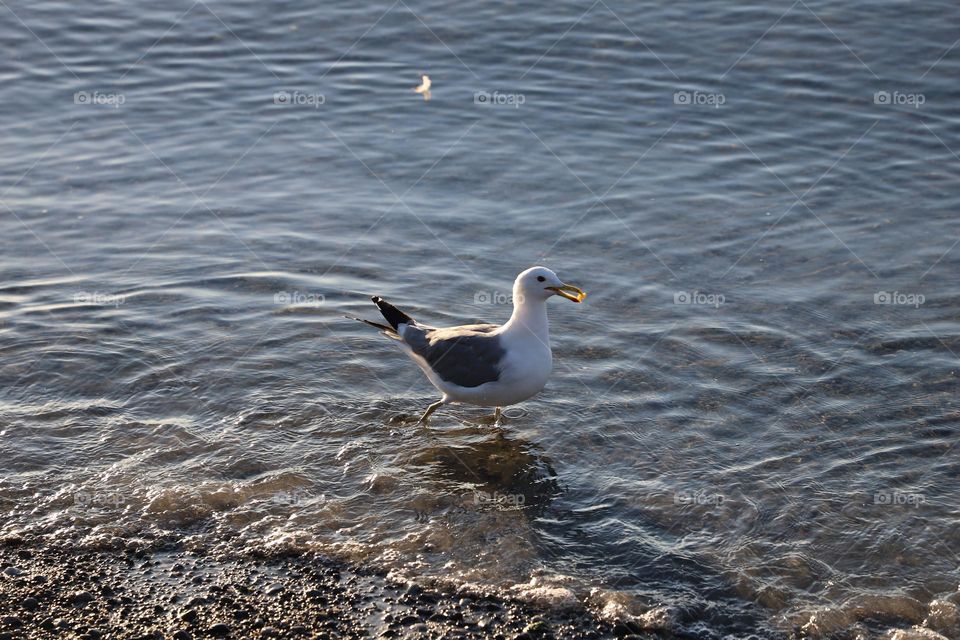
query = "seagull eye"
xmin=537 ymin=276 xmax=546 ymax=282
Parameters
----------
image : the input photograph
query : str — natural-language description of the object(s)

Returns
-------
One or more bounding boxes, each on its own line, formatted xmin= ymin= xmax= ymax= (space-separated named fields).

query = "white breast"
xmin=496 ymin=329 xmax=553 ymax=403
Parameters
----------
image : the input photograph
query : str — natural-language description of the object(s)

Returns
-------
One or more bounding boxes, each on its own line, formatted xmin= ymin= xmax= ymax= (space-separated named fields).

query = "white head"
xmin=512 ymin=266 xmax=586 ymax=304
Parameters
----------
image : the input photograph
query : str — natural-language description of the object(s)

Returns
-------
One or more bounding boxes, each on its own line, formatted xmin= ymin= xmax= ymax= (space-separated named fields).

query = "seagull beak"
xmin=546 ymin=284 xmax=586 ymax=303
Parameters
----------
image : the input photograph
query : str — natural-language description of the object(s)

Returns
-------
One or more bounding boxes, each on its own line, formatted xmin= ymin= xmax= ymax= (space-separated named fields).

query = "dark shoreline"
xmin=0 ymin=536 xmax=658 ymax=640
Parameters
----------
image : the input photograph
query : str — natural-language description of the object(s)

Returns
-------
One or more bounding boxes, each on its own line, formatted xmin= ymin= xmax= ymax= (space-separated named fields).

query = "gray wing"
xmin=402 ymin=324 xmax=504 ymax=388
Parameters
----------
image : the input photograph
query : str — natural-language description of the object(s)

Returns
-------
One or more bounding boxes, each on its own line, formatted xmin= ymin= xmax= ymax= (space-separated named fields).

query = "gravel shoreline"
xmin=0 ymin=536 xmax=655 ymax=640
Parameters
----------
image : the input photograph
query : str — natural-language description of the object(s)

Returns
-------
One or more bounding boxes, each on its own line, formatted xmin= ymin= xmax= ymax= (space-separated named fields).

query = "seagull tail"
xmin=371 ymin=296 xmax=414 ymax=331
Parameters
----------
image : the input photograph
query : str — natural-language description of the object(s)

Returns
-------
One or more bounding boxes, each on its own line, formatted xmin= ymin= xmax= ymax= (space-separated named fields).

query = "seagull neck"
xmin=504 ymin=296 xmax=549 ymax=340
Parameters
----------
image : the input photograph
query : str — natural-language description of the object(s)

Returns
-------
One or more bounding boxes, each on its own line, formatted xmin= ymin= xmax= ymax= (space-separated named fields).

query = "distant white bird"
xmin=414 ymin=73 xmax=431 ymax=100
xmin=352 ymin=267 xmax=586 ymax=424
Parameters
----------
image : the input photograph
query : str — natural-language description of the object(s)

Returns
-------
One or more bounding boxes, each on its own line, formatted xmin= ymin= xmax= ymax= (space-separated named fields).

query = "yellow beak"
xmin=546 ymin=284 xmax=587 ymax=303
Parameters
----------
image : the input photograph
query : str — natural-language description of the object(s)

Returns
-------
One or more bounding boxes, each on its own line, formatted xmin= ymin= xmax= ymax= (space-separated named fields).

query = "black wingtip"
xmin=371 ymin=296 xmax=414 ymax=331
xmin=346 ymin=315 xmax=397 ymax=334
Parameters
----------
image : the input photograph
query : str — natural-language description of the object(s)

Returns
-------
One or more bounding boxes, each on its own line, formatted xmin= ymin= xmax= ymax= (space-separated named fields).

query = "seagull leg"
xmin=493 ymin=407 xmax=503 ymax=426
xmin=417 ymin=400 xmax=444 ymax=424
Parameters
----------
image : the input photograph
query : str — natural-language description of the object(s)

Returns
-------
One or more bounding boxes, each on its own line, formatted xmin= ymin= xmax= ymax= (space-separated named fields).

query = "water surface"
xmin=2 ymin=1 xmax=960 ymax=637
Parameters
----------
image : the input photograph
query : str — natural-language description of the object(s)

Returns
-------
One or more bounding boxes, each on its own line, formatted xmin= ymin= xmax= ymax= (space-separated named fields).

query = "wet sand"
xmin=0 ymin=535 xmax=652 ymax=640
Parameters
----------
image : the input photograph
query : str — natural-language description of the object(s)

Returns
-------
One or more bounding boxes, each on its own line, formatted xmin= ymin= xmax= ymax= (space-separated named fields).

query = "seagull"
xmin=414 ymin=73 xmax=431 ymax=100
xmin=351 ymin=267 xmax=586 ymax=424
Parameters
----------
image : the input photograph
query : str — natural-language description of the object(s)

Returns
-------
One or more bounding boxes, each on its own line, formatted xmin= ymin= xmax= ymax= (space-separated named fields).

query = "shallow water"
xmin=2 ymin=0 xmax=960 ymax=637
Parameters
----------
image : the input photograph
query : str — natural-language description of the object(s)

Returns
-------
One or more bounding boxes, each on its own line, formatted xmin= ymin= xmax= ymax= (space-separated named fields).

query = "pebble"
xmin=72 ymin=590 xmax=95 ymax=606
xmin=2 ymin=567 xmax=23 ymax=577
xmin=22 ymin=596 xmax=39 ymax=611
xmin=172 ymin=631 xmax=192 ymax=640
xmin=612 ymin=621 xmax=642 ymax=637
xmin=265 ymin=583 xmax=284 ymax=596
xmin=1 ymin=617 xmax=22 ymax=628
xmin=208 ymin=622 xmax=231 ymax=636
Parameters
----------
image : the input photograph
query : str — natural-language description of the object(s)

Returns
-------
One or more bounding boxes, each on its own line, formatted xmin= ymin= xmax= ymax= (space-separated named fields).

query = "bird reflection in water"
xmin=409 ymin=424 xmax=561 ymax=518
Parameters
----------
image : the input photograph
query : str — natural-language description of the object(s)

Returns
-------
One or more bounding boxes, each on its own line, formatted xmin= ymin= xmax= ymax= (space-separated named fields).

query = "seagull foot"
xmin=417 ymin=400 xmax=445 ymax=425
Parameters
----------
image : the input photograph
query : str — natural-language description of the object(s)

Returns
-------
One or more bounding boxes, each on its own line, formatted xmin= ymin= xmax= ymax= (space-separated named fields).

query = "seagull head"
xmin=513 ymin=266 xmax=586 ymax=304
